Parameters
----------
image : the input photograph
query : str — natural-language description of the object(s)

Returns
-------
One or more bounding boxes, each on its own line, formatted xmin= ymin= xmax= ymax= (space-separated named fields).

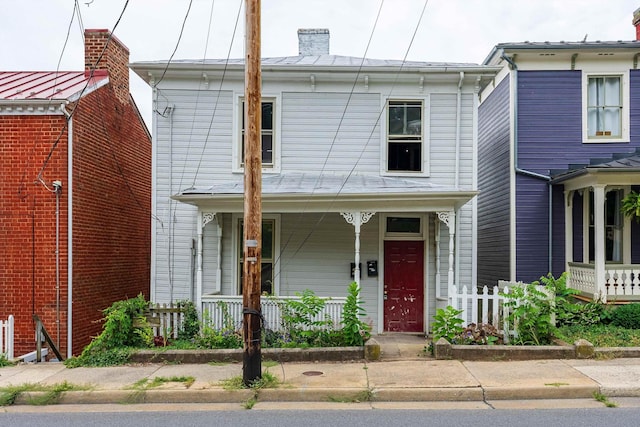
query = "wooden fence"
xmin=146 ymin=303 xmax=184 ymax=339
xmin=1 ymin=315 xmax=14 ymax=360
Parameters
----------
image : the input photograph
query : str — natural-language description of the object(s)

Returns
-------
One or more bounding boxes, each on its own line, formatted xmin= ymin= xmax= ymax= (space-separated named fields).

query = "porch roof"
xmin=550 ymin=152 xmax=640 ymax=188
xmin=172 ymin=173 xmax=477 ymax=213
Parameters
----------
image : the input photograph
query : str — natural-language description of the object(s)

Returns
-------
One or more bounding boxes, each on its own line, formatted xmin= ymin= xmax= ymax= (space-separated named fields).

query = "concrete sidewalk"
xmin=1 ymin=357 xmax=640 ymax=407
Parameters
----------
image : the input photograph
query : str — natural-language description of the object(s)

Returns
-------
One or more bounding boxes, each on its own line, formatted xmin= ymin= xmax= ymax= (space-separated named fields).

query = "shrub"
xmin=502 ymin=283 xmax=553 ymax=345
xmin=177 ymin=300 xmax=200 ymax=340
xmin=64 ymin=294 xmax=152 ymax=367
xmin=610 ymin=303 xmax=640 ymax=329
xmin=341 ymin=282 xmax=371 ymax=346
xmin=432 ymin=306 xmax=464 ymax=342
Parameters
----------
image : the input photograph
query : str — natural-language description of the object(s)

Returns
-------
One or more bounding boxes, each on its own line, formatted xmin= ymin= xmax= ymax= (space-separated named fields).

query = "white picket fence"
xmin=449 ymin=284 xmax=514 ymax=343
xmin=1 ymin=315 xmax=14 ymax=360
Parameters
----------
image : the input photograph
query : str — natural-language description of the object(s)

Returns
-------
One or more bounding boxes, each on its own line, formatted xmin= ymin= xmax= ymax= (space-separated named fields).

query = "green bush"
xmin=610 ymin=303 xmax=640 ymax=329
xmin=177 ymin=300 xmax=200 ymax=340
xmin=341 ymin=282 xmax=371 ymax=346
xmin=432 ymin=306 xmax=464 ymax=342
xmin=502 ymin=282 xmax=553 ymax=345
xmin=64 ymin=294 xmax=152 ymax=367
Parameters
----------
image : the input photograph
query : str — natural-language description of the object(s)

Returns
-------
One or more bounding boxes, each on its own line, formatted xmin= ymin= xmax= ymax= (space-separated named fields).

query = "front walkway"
xmin=372 ymin=333 xmax=429 ymax=360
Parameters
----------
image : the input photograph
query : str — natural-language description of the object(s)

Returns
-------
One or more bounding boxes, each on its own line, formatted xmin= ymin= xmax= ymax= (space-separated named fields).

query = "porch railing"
xmin=568 ymin=262 xmax=640 ymax=301
xmin=201 ymin=295 xmax=347 ymax=332
xmin=1 ymin=315 xmax=14 ymax=360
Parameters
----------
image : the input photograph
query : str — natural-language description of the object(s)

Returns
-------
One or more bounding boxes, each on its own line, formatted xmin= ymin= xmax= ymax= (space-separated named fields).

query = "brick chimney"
xmin=84 ymin=29 xmax=130 ymax=104
xmin=633 ymin=8 xmax=640 ymax=40
xmin=297 ymin=29 xmax=330 ymax=56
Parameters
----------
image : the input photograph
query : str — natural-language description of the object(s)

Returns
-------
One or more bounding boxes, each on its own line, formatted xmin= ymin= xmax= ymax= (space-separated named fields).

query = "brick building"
xmin=0 ymin=29 xmax=151 ymax=358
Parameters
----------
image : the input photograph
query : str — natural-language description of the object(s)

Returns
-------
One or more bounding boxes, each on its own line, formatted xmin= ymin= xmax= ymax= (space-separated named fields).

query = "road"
xmin=2 ymin=405 xmax=640 ymax=427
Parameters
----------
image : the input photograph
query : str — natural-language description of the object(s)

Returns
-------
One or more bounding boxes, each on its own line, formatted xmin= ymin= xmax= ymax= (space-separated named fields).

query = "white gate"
xmin=1 ymin=315 xmax=14 ymax=360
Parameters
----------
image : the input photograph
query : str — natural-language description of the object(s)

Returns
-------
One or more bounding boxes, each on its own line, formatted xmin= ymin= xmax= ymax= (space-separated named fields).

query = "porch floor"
xmin=373 ymin=333 xmax=430 ymax=360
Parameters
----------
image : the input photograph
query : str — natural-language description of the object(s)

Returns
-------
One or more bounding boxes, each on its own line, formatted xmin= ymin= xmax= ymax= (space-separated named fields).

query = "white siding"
xmin=281 ymin=92 xmax=380 ymax=173
xmin=153 ymin=89 xmax=234 ymax=303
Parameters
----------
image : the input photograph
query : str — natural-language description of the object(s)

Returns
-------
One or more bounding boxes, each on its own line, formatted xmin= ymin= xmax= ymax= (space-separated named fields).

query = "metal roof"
xmin=180 ymin=173 xmax=461 ymax=196
xmin=135 ymin=54 xmax=478 ymax=69
xmin=0 ymin=70 xmax=109 ymax=101
xmin=551 ymin=151 xmax=640 ymax=183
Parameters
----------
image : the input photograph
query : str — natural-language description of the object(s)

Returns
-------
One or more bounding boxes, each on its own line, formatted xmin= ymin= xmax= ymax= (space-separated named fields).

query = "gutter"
xmin=501 ymin=52 xmax=553 ymax=275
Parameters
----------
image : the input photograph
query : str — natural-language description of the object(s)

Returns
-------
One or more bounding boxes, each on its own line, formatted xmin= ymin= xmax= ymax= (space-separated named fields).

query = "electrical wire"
xmin=275 ymin=0 xmax=431 ymax=280
xmin=34 ymin=0 xmax=130 ymax=186
xmin=153 ymin=0 xmax=194 ymax=88
xmin=190 ymin=0 xmax=244 ymax=188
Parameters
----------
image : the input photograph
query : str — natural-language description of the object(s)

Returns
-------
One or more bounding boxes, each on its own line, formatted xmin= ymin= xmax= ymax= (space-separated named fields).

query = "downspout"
xmin=61 ymin=102 xmax=73 ymax=359
xmin=454 ymin=72 xmax=464 ymax=287
xmin=501 ymin=53 xmax=552 ymax=275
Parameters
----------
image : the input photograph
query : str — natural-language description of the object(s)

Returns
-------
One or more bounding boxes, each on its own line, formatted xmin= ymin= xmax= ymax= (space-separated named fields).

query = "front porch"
xmin=568 ymin=262 xmax=640 ymax=301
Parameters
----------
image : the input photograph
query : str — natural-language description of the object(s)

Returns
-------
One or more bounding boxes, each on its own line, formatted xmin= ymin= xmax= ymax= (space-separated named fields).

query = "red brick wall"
xmin=70 ymin=84 xmax=151 ymax=355
xmin=0 ymin=114 xmax=69 ymax=356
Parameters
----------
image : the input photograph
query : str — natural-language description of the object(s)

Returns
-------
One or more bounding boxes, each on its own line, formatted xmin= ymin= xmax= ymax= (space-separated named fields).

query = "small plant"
xmin=502 ymin=282 xmax=553 ymax=345
xmin=593 ymin=391 xmax=617 ymax=408
xmin=609 ymin=303 xmax=640 ymax=329
xmin=195 ymin=303 xmax=242 ymax=349
xmin=177 ymin=299 xmax=200 ymax=340
xmin=0 ymin=354 xmax=14 ymax=367
xmin=341 ymin=282 xmax=371 ymax=346
xmin=431 ymin=306 xmax=464 ymax=342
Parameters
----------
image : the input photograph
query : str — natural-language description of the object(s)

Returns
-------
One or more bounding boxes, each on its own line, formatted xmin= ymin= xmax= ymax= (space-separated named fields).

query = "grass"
xmin=130 ymin=376 xmax=195 ymax=390
xmin=0 ymin=381 xmax=91 ymax=406
xmin=328 ymin=389 xmax=374 ymax=403
xmin=220 ymin=371 xmax=279 ymax=390
xmin=554 ymin=324 xmax=640 ymax=347
xmin=0 ymin=355 xmax=15 ymax=367
xmin=593 ymin=391 xmax=617 ymax=408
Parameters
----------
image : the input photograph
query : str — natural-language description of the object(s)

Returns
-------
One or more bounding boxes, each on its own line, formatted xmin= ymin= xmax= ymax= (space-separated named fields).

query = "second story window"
xmin=587 ymin=76 xmax=622 ymax=139
xmin=387 ymin=100 xmax=423 ymax=172
xmin=241 ymin=100 xmax=274 ymax=167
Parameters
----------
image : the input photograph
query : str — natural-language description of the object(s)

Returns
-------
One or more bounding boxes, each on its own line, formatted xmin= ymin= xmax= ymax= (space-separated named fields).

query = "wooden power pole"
xmin=242 ymin=0 xmax=262 ymax=386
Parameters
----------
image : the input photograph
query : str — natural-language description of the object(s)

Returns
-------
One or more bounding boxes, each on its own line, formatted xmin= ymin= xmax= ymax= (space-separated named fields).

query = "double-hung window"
xmin=387 ymin=100 xmax=423 ymax=172
xmin=587 ymin=76 xmax=622 ymax=139
xmin=240 ymin=99 xmax=275 ymax=168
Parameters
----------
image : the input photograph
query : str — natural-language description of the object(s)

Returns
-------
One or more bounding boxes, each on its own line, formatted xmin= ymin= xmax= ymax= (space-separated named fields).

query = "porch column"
xmin=434 ymin=216 xmax=441 ymax=299
xmin=593 ymin=185 xmax=606 ymax=300
xmin=437 ymin=211 xmax=456 ymax=292
xmin=340 ymin=212 xmax=375 ymax=286
xmin=564 ymin=190 xmax=573 ymax=270
xmin=198 ymin=212 xmax=217 ymax=313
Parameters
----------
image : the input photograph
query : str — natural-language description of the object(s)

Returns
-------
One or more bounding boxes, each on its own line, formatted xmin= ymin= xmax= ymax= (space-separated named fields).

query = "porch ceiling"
xmin=172 ymin=173 xmax=477 ymax=213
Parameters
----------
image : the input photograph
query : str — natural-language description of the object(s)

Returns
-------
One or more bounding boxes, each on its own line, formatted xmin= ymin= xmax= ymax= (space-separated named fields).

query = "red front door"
xmin=384 ymin=240 xmax=424 ymax=332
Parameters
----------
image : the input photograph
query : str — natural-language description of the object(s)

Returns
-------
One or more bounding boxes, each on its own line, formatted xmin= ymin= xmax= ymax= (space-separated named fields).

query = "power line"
xmin=276 ymin=0 xmax=431 ymax=279
xmin=153 ymin=0 xmax=194 ymax=88
xmin=34 ymin=0 xmax=130 ymax=186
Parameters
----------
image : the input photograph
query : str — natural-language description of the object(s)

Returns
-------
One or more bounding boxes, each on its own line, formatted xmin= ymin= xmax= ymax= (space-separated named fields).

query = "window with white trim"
xmin=387 ymin=100 xmax=423 ymax=172
xmin=583 ymin=73 xmax=629 ymax=143
xmin=587 ymin=76 xmax=621 ymax=138
xmin=239 ymin=99 xmax=276 ymax=168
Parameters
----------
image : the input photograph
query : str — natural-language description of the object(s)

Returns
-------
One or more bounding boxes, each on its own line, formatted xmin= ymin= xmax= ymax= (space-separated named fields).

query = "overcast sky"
xmin=2 ymin=0 xmax=638 ymax=126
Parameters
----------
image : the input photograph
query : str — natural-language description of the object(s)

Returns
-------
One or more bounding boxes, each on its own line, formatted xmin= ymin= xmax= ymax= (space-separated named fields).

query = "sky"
xmin=1 ymin=0 xmax=639 ymax=126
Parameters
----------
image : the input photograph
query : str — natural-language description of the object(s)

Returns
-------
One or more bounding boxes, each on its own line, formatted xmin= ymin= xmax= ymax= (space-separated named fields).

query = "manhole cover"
xmin=302 ymin=371 xmax=324 ymax=376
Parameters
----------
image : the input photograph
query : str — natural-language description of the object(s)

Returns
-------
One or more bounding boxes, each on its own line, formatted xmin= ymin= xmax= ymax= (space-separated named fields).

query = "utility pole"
xmin=242 ymin=0 xmax=262 ymax=386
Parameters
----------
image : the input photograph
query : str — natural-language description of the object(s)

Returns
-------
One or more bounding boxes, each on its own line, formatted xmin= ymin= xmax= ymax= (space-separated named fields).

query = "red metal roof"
xmin=0 ymin=70 xmax=109 ymax=101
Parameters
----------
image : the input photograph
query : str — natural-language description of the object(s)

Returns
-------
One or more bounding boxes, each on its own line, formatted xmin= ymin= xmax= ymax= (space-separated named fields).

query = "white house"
xmin=131 ymin=29 xmax=499 ymax=334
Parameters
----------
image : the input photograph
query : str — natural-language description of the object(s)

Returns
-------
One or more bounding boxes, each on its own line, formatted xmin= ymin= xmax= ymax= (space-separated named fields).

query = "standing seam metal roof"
xmin=0 ymin=70 xmax=109 ymax=101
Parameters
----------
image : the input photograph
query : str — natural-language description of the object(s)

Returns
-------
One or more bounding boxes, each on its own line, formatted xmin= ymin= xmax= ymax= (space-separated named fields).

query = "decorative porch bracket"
xmin=197 ymin=212 xmax=222 ymax=313
xmin=436 ymin=211 xmax=456 ymax=298
xmin=340 ymin=211 xmax=375 ymax=286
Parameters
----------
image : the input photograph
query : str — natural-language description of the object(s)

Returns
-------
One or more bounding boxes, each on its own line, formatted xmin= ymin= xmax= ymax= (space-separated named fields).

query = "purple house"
xmin=477 ymin=10 xmax=640 ymax=302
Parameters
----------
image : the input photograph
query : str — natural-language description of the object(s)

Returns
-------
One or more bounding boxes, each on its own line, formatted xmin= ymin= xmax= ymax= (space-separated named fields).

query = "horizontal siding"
xmin=515 ymin=174 xmax=549 ymax=283
xmin=477 ymin=78 xmax=511 ymax=287
xmin=518 ymin=71 xmax=640 ymax=174
xmin=281 ymin=92 xmax=380 ymax=173
xmin=429 ymin=93 xmax=475 ymax=186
